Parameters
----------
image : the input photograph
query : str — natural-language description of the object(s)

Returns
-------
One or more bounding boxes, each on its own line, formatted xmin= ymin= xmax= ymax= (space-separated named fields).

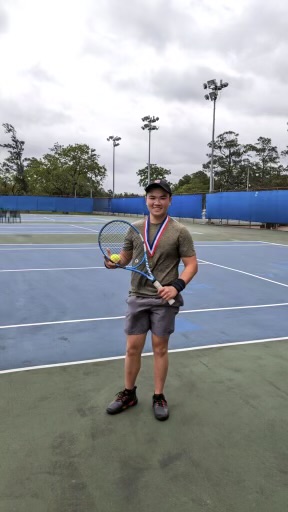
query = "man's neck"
xmin=149 ymin=213 xmax=167 ymax=224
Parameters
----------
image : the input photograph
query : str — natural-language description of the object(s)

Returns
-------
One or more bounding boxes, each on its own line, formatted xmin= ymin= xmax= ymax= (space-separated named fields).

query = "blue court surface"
xmin=1 ymin=229 xmax=288 ymax=372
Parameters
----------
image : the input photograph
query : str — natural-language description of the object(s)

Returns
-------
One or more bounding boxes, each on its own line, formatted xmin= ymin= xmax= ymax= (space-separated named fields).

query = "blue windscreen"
xmin=110 ymin=197 xmax=147 ymax=214
xmin=206 ymin=191 xmax=288 ymax=223
xmin=0 ymin=196 xmax=93 ymax=213
xmin=169 ymin=195 xmax=202 ymax=218
xmin=105 ymin=195 xmax=203 ymax=218
xmin=93 ymin=198 xmax=111 ymax=212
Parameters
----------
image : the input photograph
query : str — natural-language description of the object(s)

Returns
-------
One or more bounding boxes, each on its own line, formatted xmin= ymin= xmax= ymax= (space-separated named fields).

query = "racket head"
xmin=98 ymin=220 xmax=146 ymax=268
xmin=99 ymin=220 xmax=175 ymax=305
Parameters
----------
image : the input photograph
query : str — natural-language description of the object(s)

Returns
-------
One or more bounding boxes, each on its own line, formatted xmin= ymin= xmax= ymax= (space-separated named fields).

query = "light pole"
xmin=203 ymin=79 xmax=229 ymax=193
xmin=247 ymin=167 xmax=250 ymax=191
xmin=141 ymin=115 xmax=159 ymax=184
xmin=107 ymin=135 xmax=121 ymax=197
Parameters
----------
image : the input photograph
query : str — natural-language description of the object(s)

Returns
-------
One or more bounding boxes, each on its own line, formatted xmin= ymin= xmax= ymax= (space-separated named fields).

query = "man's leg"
xmin=151 ymin=334 xmax=169 ymax=394
xmin=106 ymin=333 xmax=146 ymax=415
xmin=125 ymin=334 xmax=147 ymax=389
xmin=151 ymin=332 xmax=171 ymax=420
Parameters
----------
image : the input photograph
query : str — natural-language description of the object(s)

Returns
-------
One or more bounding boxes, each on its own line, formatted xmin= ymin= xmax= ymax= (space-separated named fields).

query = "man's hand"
xmin=157 ymin=285 xmax=178 ymax=302
xmin=104 ymin=248 xmax=118 ymax=269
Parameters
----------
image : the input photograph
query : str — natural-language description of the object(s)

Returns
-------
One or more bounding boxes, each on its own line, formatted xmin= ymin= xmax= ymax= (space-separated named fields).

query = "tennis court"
xmin=0 ymin=214 xmax=287 ymax=512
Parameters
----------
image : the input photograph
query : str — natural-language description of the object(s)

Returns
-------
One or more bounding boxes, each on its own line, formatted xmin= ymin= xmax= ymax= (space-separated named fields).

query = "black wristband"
xmin=171 ymin=278 xmax=186 ymax=293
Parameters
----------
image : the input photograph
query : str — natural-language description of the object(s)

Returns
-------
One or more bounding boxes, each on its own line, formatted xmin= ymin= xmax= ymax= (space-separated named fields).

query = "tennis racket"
xmin=98 ymin=220 xmax=175 ymax=305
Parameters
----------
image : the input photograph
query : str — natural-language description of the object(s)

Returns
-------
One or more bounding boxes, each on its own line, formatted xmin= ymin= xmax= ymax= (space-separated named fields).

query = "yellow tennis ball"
xmin=110 ymin=254 xmax=120 ymax=263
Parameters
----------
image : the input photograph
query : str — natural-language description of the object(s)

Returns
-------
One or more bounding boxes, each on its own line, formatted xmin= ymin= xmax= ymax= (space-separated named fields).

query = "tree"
xmin=114 ymin=192 xmax=142 ymax=197
xmin=245 ymin=137 xmax=280 ymax=188
xmin=172 ymin=171 xmax=209 ymax=194
xmin=136 ymin=164 xmax=171 ymax=189
xmin=203 ymin=131 xmax=247 ymax=191
xmin=0 ymin=123 xmax=27 ymax=194
xmin=281 ymin=146 xmax=288 ymax=160
xmin=25 ymin=143 xmax=107 ymax=197
xmin=0 ymin=161 xmax=12 ymax=194
xmin=281 ymin=147 xmax=288 ymax=176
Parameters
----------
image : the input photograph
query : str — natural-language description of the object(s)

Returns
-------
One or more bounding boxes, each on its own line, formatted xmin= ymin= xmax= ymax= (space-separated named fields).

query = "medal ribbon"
xmin=144 ymin=215 xmax=170 ymax=257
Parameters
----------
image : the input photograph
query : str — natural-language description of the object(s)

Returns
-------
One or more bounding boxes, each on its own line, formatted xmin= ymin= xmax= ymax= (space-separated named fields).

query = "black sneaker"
xmin=152 ymin=393 xmax=169 ymax=421
xmin=106 ymin=387 xmax=138 ymax=415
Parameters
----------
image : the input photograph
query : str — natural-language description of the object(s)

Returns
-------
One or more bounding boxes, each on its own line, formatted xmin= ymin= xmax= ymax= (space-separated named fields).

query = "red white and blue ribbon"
xmin=144 ymin=215 xmax=170 ymax=256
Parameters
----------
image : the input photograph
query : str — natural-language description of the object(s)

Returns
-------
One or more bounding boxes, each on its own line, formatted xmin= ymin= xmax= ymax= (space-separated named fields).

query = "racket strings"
xmin=99 ymin=221 xmax=148 ymax=271
xmin=99 ymin=222 xmax=130 ymax=256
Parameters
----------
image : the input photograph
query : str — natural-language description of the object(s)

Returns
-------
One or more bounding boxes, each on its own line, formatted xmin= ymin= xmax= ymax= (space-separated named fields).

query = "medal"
xmin=144 ymin=215 xmax=170 ymax=257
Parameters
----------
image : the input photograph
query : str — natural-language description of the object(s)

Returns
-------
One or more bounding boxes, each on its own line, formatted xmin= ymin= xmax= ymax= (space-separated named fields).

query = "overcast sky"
xmin=0 ymin=0 xmax=287 ymax=193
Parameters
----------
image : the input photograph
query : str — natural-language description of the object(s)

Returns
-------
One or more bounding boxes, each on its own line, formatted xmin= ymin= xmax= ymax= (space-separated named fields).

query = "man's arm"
xmin=156 ymin=254 xmax=198 ymax=302
xmin=179 ymin=255 xmax=198 ymax=284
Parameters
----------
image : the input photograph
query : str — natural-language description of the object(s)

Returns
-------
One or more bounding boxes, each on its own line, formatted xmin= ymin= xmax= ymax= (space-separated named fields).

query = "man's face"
xmin=145 ymin=187 xmax=171 ymax=218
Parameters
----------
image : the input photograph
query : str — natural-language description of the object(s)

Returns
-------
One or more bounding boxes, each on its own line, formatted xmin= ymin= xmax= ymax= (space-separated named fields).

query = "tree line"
xmin=0 ymin=124 xmax=287 ymax=197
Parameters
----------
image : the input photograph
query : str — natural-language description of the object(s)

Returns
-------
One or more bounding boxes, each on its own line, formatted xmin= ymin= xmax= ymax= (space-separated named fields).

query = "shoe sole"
xmin=153 ymin=404 xmax=169 ymax=421
xmin=106 ymin=398 xmax=138 ymax=415
xmin=154 ymin=412 xmax=169 ymax=421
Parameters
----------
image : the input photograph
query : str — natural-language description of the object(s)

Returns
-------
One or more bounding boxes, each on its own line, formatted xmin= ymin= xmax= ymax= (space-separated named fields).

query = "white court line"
xmin=0 ymin=262 xmax=207 ymax=272
xmin=0 ymin=240 xmax=270 ymax=246
xmin=0 ymin=266 xmax=105 ymax=273
xmin=0 ymin=242 xmax=273 ymax=251
xmin=1 ymin=302 xmax=287 ymax=330
xmin=195 ymin=244 xmax=267 ymax=247
xmin=0 ymin=243 xmax=98 ymax=246
xmin=0 ymin=247 xmax=99 ymax=251
xmin=197 ymin=239 xmax=269 ymax=245
xmin=1 ymin=335 xmax=287 ymax=375
xmin=22 ymin=220 xmax=103 ymax=224
xmin=260 ymin=241 xmax=288 ymax=247
xmin=199 ymin=259 xmax=288 ymax=288
xmin=0 ymin=231 xmax=99 ymax=235
xmin=70 ymin=224 xmax=99 ymax=233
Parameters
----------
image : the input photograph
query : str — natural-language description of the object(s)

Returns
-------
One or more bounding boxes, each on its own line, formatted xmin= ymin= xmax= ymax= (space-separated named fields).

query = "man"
xmin=104 ymin=179 xmax=198 ymax=420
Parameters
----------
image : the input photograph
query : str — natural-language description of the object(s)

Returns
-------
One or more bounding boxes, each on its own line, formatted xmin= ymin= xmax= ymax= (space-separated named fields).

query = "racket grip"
xmin=153 ymin=280 xmax=175 ymax=305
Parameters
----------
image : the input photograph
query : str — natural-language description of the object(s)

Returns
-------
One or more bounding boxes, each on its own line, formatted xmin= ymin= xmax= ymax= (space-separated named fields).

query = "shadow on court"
xmin=1 ymin=341 xmax=288 ymax=512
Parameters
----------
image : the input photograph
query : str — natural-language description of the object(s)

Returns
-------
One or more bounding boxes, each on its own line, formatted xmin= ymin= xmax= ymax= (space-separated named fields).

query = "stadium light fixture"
xmin=107 ymin=135 xmax=122 ymax=197
xmin=207 ymin=79 xmax=217 ymax=87
xmin=141 ymin=115 xmax=159 ymax=184
xmin=203 ymin=78 xmax=229 ymax=193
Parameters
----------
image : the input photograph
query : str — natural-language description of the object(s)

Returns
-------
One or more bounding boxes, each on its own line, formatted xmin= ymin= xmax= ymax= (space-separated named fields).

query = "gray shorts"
xmin=124 ymin=294 xmax=184 ymax=337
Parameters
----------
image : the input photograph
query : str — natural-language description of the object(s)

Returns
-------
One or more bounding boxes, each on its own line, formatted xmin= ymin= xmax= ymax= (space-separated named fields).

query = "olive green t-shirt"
xmin=123 ymin=217 xmax=196 ymax=297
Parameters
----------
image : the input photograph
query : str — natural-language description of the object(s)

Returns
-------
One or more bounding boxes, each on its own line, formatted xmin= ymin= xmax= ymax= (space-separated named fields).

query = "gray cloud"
xmin=0 ymin=97 xmax=71 ymax=131
xmin=26 ymin=64 xmax=58 ymax=84
xmin=87 ymin=0 xmax=200 ymax=51
xmin=0 ymin=4 xmax=8 ymax=34
xmin=149 ymin=67 xmax=231 ymax=103
xmin=107 ymin=65 xmax=232 ymax=106
xmin=207 ymin=0 xmax=288 ymax=82
xmin=1 ymin=0 xmax=288 ymax=194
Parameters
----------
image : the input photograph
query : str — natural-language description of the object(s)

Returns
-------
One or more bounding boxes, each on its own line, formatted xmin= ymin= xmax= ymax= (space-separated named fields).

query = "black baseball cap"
xmin=145 ymin=179 xmax=172 ymax=195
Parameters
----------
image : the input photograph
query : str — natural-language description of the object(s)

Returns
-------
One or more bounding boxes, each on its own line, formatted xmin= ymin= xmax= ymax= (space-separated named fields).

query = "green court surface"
xmin=1 ymin=342 xmax=288 ymax=512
